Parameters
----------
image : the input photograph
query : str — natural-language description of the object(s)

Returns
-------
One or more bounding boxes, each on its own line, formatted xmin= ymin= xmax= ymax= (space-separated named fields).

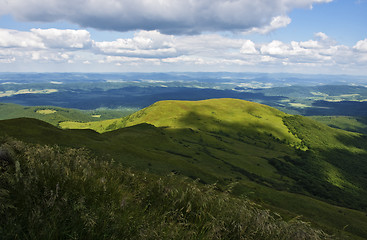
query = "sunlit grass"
xmin=60 ymin=98 xmax=304 ymax=148
xmin=36 ymin=109 xmax=57 ymax=114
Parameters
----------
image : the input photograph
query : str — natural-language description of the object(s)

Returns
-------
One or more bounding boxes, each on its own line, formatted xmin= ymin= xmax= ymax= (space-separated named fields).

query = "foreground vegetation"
xmin=0 ymin=138 xmax=332 ymax=239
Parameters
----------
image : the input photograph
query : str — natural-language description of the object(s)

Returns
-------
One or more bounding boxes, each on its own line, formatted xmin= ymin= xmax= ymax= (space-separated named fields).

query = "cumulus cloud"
xmin=0 ymin=28 xmax=92 ymax=50
xmin=354 ymin=39 xmax=367 ymax=52
xmin=0 ymin=29 xmax=44 ymax=48
xmin=1 ymin=27 xmax=366 ymax=74
xmin=95 ymin=30 xmax=177 ymax=58
xmin=240 ymin=40 xmax=258 ymax=54
xmin=0 ymin=28 xmax=91 ymax=64
xmin=31 ymin=28 xmax=92 ymax=49
xmin=28 ymin=51 xmax=71 ymax=62
xmin=258 ymin=33 xmax=342 ymax=64
xmin=260 ymin=40 xmax=290 ymax=56
xmin=299 ymin=40 xmax=322 ymax=49
xmin=315 ymin=32 xmax=329 ymax=41
xmin=244 ymin=15 xmax=292 ymax=34
xmin=0 ymin=0 xmax=332 ymax=34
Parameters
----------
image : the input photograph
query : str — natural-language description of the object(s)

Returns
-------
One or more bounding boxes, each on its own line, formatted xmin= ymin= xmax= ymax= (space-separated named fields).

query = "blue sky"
xmin=0 ymin=0 xmax=366 ymax=75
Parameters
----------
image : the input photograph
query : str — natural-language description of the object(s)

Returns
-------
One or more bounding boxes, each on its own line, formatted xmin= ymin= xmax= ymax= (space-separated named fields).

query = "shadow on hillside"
xmin=353 ymin=117 xmax=367 ymax=134
xmin=0 ymin=118 xmax=104 ymax=148
xmin=319 ymin=132 xmax=367 ymax=184
xmin=334 ymin=131 xmax=367 ymax=148
xmin=316 ymin=147 xmax=367 ymax=211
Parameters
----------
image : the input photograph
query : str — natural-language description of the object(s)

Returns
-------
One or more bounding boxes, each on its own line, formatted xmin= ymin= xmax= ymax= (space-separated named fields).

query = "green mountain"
xmin=1 ymin=98 xmax=367 ymax=239
xmin=0 ymin=102 xmax=135 ymax=126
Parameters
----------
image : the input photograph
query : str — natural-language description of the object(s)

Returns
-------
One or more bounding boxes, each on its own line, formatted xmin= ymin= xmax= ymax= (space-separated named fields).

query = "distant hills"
xmin=0 ymin=102 xmax=136 ymax=125
xmin=1 ymin=72 xmax=367 ymax=116
xmin=1 ymin=98 xmax=367 ymax=239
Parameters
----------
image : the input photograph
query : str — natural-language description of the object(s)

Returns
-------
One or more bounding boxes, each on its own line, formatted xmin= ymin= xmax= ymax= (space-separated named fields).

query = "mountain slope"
xmin=57 ymin=99 xmax=367 ymax=208
xmin=61 ymin=99 xmax=304 ymax=147
xmin=2 ymin=118 xmax=367 ymax=239
xmin=0 ymin=102 xmax=133 ymax=126
xmin=2 ymin=99 xmax=367 ymax=238
xmin=310 ymin=116 xmax=367 ymax=135
xmin=0 ymin=138 xmax=334 ymax=240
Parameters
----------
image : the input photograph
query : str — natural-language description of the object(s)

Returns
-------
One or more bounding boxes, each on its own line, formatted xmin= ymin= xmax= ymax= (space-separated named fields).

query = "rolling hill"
xmin=60 ymin=99 xmax=304 ymax=147
xmin=1 ymin=98 xmax=367 ymax=239
xmin=311 ymin=116 xmax=367 ymax=135
xmin=0 ymin=102 xmax=135 ymax=126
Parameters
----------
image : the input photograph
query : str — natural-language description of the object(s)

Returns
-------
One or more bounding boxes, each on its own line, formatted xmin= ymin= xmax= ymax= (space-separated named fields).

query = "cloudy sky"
xmin=0 ymin=0 xmax=366 ymax=74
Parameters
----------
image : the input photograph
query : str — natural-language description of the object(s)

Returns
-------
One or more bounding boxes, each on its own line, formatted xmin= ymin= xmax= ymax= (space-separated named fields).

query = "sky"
xmin=0 ymin=0 xmax=366 ymax=75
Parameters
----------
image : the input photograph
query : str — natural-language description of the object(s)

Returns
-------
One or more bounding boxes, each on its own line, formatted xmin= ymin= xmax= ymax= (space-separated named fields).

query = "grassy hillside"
xmin=0 ymin=102 xmax=135 ymax=126
xmin=310 ymin=116 xmax=367 ymax=135
xmin=1 ymin=99 xmax=367 ymax=239
xmin=62 ymin=99 xmax=367 ymax=208
xmin=0 ymin=138 xmax=333 ymax=240
xmin=61 ymin=99 xmax=304 ymax=148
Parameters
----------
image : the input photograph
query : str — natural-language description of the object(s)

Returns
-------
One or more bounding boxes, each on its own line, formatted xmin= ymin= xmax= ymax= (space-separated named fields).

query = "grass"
xmin=310 ymin=116 xmax=367 ymax=135
xmin=1 ymin=98 xmax=367 ymax=239
xmin=35 ymin=109 xmax=57 ymax=114
xmin=60 ymin=118 xmax=125 ymax=132
xmin=0 ymin=102 xmax=136 ymax=126
xmin=61 ymin=99 xmax=304 ymax=148
xmin=0 ymin=138 xmax=332 ymax=239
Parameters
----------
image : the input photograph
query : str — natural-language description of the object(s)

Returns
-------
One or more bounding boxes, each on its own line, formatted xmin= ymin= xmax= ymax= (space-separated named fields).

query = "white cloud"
xmin=0 ymin=28 xmax=91 ymax=64
xmin=299 ymin=40 xmax=322 ymax=49
xmin=260 ymin=40 xmax=290 ymax=56
xmin=0 ymin=0 xmax=332 ymax=34
xmin=261 ymin=55 xmax=277 ymax=62
xmin=1 ymin=27 xmax=367 ymax=74
xmin=315 ymin=32 xmax=329 ymax=41
xmin=31 ymin=28 xmax=92 ymax=49
xmin=95 ymin=30 xmax=177 ymax=58
xmin=240 ymin=40 xmax=258 ymax=54
xmin=27 ymin=51 xmax=73 ymax=62
xmin=354 ymin=39 xmax=367 ymax=52
xmin=0 ymin=29 xmax=44 ymax=48
xmin=0 ymin=28 xmax=92 ymax=50
xmin=244 ymin=15 xmax=291 ymax=35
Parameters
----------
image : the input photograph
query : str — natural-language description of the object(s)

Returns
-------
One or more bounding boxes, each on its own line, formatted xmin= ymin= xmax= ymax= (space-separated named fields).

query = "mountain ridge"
xmin=1 ymin=98 xmax=367 ymax=238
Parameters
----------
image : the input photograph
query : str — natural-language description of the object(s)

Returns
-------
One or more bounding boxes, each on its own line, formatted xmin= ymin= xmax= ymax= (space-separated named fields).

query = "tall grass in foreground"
xmin=0 ymin=138 xmax=333 ymax=239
